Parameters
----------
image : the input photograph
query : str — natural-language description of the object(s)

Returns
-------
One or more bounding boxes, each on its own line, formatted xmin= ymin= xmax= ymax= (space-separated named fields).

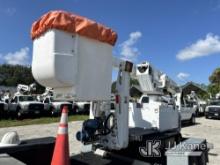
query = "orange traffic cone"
xmin=51 ymin=106 xmax=70 ymax=165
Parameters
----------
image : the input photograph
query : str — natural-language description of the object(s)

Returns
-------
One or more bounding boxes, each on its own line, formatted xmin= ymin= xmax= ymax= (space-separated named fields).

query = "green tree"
xmin=0 ymin=64 xmax=44 ymax=94
xmin=207 ymin=84 xmax=220 ymax=97
xmin=209 ymin=68 xmax=220 ymax=85
xmin=208 ymin=68 xmax=220 ymax=97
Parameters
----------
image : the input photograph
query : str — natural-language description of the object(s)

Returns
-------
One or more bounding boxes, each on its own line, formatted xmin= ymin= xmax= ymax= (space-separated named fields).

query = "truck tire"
xmin=205 ymin=114 xmax=209 ymax=119
xmin=3 ymin=110 xmax=9 ymax=119
xmin=195 ymin=109 xmax=199 ymax=117
xmin=9 ymin=110 xmax=15 ymax=119
xmin=16 ymin=107 xmax=23 ymax=120
xmin=73 ymin=105 xmax=79 ymax=114
xmin=0 ymin=110 xmax=3 ymax=120
xmin=83 ymin=104 xmax=90 ymax=115
xmin=50 ymin=107 xmax=56 ymax=117
xmin=190 ymin=115 xmax=196 ymax=125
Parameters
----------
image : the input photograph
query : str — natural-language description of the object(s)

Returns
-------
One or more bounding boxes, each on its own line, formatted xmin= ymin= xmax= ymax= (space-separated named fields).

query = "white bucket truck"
xmin=8 ymin=84 xmax=44 ymax=119
xmin=31 ymin=10 xmax=209 ymax=165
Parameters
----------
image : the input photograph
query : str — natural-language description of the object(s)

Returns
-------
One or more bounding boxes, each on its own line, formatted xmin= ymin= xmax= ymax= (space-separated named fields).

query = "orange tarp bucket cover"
xmin=31 ymin=10 xmax=117 ymax=46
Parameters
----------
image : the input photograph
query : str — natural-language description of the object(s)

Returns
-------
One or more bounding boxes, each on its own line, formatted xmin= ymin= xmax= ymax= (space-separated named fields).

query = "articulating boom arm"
xmin=135 ymin=61 xmax=179 ymax=95
xmin=14 ymin=83 xmax=36 ymax=96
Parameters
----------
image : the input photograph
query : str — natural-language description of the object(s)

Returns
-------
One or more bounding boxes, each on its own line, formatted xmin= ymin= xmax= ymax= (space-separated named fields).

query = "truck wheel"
xmin=0 ymin=110 xmax=3 ymax=120
xmin=50 ymin=107 xmax=56 ymax=117
xmin=195 ymin=109 xmax=199 ymax=117
xmin=9 ymin=111 xmax=15 ymax=119
xmin=3 ymin=111 xmax=9 ymax=119
xmin=205 ymin=114 xmax=209 ymax=119
xmin=190 ymin=115 xmax=196 ymax=125
xmin=73 ymin=105 xmax=79 ymax=114
xmin=83 ymin=104 xmax=90 ymax=115
xmin=16 ymin=107 xmax=23 ymax=120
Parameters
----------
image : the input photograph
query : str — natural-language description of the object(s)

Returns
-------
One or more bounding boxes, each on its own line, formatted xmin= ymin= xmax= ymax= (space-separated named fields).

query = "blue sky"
xmin=0 ymin=0 xmax=220 ymax=85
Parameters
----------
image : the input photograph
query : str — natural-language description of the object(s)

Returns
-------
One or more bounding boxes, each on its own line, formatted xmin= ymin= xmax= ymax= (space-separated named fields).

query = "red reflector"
xmin=116 ymin=95 xmax=120 ymax=104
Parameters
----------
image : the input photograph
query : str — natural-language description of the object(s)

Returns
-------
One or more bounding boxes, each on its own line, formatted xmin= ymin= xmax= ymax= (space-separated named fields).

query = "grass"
xmin=0 ymin=115 xmax=88 ymax=128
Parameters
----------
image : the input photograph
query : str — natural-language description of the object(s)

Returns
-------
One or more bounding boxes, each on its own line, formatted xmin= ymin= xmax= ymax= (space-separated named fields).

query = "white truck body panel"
xmin=32 ymin=29 xmax=112 ymax=101
xmin=129 ymin=102 xmax=179 ymax=132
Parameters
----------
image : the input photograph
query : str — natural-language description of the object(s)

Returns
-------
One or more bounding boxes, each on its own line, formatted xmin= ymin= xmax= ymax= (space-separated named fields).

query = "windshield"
xmin=19 ymin=96 xmax=36 ymax=102
xmin=210 ymin=101 xmax=220 ymax=106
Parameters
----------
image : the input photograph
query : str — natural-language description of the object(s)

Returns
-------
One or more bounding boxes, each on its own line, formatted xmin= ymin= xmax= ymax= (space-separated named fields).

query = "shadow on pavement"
xmin=181 ymin=122 xmax=201 ymax=128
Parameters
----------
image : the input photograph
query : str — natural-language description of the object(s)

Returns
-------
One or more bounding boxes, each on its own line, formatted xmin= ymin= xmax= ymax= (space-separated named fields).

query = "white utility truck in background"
xmin=205 ymin=99 xmax=220 ymax=119
xmin=8 ymin=84 xmax=44 ymax=119
xmin=186 ymin=91 xmax=206 ymax=116
xmin=31 ymin=10 xmax=208 ymax=165
xmin=40 ymin=87 xmax=72 ymax=116
xmin=205 ymin=92 xmax=220 ymax=119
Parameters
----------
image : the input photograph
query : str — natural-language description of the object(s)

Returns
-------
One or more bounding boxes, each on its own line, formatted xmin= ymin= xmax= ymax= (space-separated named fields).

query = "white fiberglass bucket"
xmin=32 ymin=29 xmax=112 ymax=101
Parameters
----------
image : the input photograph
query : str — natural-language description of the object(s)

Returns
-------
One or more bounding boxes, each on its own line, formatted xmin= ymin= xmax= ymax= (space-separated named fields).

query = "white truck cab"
xmin=8 ymin=95 xmax=44 ymax=119
xmin=205 ymin=100 xmax=220 ymax=119
xmin=42 ymin=96 xmax=72 ymax=116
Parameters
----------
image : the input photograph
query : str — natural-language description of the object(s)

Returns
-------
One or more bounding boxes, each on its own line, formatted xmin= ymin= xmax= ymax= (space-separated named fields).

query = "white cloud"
xmin=0 ymin=47 xmax=30 ymax=65
xmin=177 ymin=72 xmax=190 ymax=81
xmin=1 ymin=8 xmax=16 ymax=16
xmin=120 ymin=31 xmax=142 ymax=62
xmin=176 ymin=33 xmax=220 ymax=61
